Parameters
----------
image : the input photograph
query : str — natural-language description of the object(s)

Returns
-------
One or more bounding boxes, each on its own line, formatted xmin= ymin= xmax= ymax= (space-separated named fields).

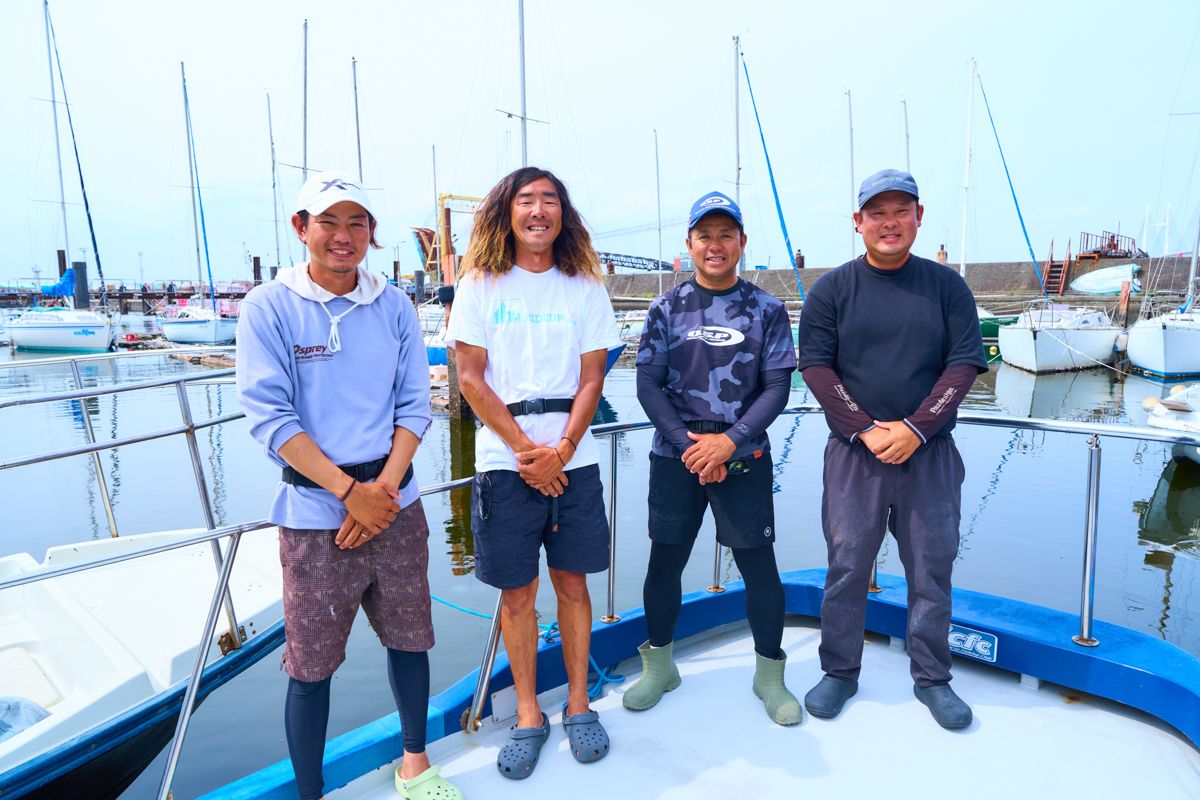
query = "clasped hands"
xmin=858 ymin=420 xmax=920 ymax=465
xmin=516 ymin=439 xmax=574 ymax=497
xmin=682 ymin=432 xmax=735 ymax=485
xmin=336 ymin=479 xmax=401 ymax=550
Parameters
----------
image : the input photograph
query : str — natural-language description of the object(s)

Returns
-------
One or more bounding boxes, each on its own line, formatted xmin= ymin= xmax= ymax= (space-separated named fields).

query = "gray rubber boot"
xmin=752 ymin=651 xmax=803 ymax=726
xmin=914 ymin=683 xmax=973 ymax=729
xmin=622 ymin=641 xmax=681 ymax=711
xmin=804 ymin=675 xmax=858 ymax=719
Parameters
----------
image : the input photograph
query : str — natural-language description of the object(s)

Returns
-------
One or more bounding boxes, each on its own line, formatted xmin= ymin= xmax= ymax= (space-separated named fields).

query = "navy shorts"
xmin=471 ymin=464 xmax=610 ymax=590
xmin=647 ymin=453 xmax=776 ymax=549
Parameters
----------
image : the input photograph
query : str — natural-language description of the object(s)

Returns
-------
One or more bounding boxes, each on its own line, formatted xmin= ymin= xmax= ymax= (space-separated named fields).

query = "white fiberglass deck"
xmin=334 ymin=619 xmax=1200 ymax=799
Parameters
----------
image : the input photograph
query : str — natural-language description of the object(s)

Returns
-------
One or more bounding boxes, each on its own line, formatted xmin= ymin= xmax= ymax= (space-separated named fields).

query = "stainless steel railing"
xmin=6 ymin=359 xmax=1200 ymax=792
xmin=458 ymin=408 xmax=1200 ymax=732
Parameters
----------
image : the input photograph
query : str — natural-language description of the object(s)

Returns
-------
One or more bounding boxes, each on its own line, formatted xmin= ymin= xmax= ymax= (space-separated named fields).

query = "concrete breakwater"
xmin=603 ymin=256 xmax=1195 ymax=315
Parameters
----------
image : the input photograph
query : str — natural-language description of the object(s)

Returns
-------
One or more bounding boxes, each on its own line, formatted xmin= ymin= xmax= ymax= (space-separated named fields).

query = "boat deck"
xmin=332 ymin=618 xmax=1200 ymax=799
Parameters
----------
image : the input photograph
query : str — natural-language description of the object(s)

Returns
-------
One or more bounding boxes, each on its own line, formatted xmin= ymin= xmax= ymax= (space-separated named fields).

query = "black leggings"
xmin=285 ymin=648 xmax=431 ymax=800
xmin=643 ymin=540 xmax=784 ymax=659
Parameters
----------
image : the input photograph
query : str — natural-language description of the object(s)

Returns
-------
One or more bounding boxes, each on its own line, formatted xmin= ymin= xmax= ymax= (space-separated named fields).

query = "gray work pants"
xmin=818 ymin=435 xmax=965 ymax=687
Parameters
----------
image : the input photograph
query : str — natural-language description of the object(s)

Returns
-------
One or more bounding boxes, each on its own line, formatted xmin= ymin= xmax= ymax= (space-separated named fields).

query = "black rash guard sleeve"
xmin=726 ymin=368 xmax=791 ymax=449
xmin=636 ymin=362 xmax=694 ymax=454
xmin=901 ymin=363 xmax=980 ymax=444
xmin=802 ymin=364 xmax=876 ymax=441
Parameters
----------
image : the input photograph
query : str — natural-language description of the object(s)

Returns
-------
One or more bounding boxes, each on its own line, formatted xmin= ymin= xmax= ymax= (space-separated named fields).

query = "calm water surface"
xmin=1 ymin=335 xmax=1198 ymax=798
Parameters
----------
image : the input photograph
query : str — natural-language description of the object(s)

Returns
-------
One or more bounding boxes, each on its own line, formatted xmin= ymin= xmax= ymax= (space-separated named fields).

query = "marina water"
xmin=1 ymin=326 xmax=1197 ymax=798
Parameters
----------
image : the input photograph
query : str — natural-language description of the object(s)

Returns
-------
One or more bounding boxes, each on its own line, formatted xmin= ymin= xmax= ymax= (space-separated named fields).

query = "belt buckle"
xmin=525 ymin=398 xmax=545 ymax=415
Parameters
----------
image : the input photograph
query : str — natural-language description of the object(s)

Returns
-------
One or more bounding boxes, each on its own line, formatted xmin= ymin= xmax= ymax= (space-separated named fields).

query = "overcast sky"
xmin=4 ymin=0 xmax=1199 ymax=286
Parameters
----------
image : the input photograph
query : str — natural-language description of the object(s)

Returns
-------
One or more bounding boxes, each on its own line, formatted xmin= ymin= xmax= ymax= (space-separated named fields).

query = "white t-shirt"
xmin=446 ymin=265 xmax=620 ymax=472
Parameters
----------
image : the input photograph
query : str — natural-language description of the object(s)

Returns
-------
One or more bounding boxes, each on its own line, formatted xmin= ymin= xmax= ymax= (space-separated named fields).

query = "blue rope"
xmin=430 ymin=596 xmax=623 ymax=697
xmin=741 ymin=56 xmax=806 ymax=302
xmin=977 ymin=74 xmax=1048 ymax=299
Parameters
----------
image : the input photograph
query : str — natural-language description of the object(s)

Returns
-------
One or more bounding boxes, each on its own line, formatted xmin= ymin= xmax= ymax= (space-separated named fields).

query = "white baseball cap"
xmin=295 ymin=170 xmax=373 ymax=216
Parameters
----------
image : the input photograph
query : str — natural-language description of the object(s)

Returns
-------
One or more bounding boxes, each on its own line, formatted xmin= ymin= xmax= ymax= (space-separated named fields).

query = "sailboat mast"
xmin=181 ymin=63 xmax=203 ymax=304
xmin=518 ymin=0 xmax=528 ymax=166
xmin=846 ymin=90 xmax=855 ymax=262
xmin=302 ymin=19 xmax=309 ymax=180
xmin=733 ymin=35 xmax=741 ymax=272
xmin=959 ymin=58 xmax=975 ymax=277
xmin=902 ymin=99 xmax=911 ymax=172
xmin=267 ymin=92 xmax=281 ymax=270
xmin=352 ymin=57 xmax=363 ymax=182
xmin=43 ymin=0 xmax=70 ymax=261
xmin=1185 ymin=215 xmax=1199 ymax=310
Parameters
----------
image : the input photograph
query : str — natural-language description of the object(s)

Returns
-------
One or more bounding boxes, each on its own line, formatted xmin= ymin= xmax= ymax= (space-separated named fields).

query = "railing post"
xmin=70 ymin=361 xmax=119 ymax=538
xmin=868 ymin=558 xmax=882 ymax=593
xmin=602 ymin=434 xmax=620 ymax=623
xmin=1073 ymin=433 xmax=1102 ymax=647
xmin=464 ymin=592 xmax=505 ymax=733
xmin=176 ymin=382 xmax=243 ymax=651
xmin=707 ymin=541 xmax=726 ymax=593
xmin=155 ymin=531 xmax=243 ymax=800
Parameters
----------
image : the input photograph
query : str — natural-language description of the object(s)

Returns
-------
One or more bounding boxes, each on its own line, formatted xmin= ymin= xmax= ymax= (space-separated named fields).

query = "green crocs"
xmin=394 ymin=764 xmax=463 ymax=800
xmin=752 ymin=651 xmax=803 ymax=726
xmin=622 ymin=641 xmax=681 ymax=711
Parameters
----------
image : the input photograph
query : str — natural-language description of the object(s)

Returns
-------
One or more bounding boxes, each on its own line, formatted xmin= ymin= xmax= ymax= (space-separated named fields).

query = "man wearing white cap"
xmin=236 ymin=171 xmax=461 ymax=800
xmin=796 ymin=169 xmax=986 ymax=729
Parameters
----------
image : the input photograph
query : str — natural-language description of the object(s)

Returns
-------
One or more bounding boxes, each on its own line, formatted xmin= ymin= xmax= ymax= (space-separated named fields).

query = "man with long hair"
xmin=237 ymin=171 xmax=461 ymax=799
xmin=446 ymin=167 xmax=619 ymax=779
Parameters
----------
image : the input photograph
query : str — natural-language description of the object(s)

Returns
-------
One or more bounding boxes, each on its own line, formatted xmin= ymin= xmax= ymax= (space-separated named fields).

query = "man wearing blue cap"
xmin=796 ymin=169 xmax=987 ymax=728
xmin=625 ymin=191 xmax=801 ymax=725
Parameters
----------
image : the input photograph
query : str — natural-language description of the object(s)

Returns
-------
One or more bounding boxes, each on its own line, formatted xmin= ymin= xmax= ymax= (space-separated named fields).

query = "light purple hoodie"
xmin=236 ymin=264 xmax=431 ymax=528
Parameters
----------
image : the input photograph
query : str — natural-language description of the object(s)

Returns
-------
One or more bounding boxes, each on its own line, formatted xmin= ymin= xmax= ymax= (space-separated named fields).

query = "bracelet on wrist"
xmin=560 ymin=435 xmax=577 ymax=450
xmin=339 ymin=478 xmax=357 ymax=502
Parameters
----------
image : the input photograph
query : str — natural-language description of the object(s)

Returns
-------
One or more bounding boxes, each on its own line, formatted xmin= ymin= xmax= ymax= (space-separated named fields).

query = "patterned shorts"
xmin=279 ymin=499 xmax=434 ymax=682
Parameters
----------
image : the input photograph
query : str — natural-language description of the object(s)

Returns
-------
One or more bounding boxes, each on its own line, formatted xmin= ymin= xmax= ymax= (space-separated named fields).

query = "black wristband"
xmin=339 ymin=479 xmax=357 ymax=502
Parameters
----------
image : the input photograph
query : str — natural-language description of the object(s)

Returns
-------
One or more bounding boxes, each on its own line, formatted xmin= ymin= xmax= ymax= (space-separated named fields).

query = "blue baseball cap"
xmin=688 ymin=191 xmax=743 ymax=230
xmin=857 ymin=169 xmax=919 ymax=210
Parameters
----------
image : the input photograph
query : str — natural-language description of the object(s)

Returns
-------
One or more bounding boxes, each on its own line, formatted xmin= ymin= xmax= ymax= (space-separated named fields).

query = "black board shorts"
xmin=471 ymin=464 xmax=610 ymax=589
xmin=647 ymin=452 xmax=776 ymax=549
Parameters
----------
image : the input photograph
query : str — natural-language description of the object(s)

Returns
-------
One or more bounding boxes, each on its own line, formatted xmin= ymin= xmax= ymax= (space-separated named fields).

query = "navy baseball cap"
xmin=857 ymin=169 xmax=919 ymax=210
xmin=688 ymin=191 xmax=743 ymax=230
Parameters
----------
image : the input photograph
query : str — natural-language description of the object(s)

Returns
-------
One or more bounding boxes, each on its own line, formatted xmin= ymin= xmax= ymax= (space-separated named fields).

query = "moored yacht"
xmin=160 ymin=306 xmax=237 ymax=345
xmin=998 ymin=302 xmax=1120 ymax=373
xmin=1127 ymin=216 xmax=1200 ymax=378
xmin=4 ymin=307 xmax=115 ymax=353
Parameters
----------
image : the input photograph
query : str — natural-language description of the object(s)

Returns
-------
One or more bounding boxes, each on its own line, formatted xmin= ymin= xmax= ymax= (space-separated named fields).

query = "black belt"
xmin=281 ymin=457 xmax=413 ymax=491
xmin=685 ymin=420 xmax=732 ymax=434
xmin=505 ymin=397 xmax=574 ymax=416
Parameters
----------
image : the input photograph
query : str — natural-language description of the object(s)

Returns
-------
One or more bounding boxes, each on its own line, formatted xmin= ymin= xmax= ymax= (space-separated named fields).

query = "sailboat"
xmin=8 ymin=1 xmax=116 ymax=354
xmin=1127 ymin=216 xmax=1200 ymax=378
xmin=161 ymin=63 xmax=236 ymax=347
xmin=964 ymin=61 xmax=1121 ymax=373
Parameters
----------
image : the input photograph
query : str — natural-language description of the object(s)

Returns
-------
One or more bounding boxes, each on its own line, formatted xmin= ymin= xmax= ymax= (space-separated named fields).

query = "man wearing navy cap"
xmin=624 ymin=191 xmax=801 ymax=725
xmin=796 ymin=169 xmax=987 ymax=728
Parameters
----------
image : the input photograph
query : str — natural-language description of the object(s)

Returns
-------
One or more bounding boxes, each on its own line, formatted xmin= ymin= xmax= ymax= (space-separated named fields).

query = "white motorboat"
xmin=4 ymin=307 xmax=115 ymax=353
xmin=998 ymin=303 xmax=1120 ymax=374
xmin=1146 ymin=384 xmax=1200 ymax=464
xmin=160 ymin=306 xmax=237 ymax=345
xmin=0 ymin=528 xmax=283 ymax=794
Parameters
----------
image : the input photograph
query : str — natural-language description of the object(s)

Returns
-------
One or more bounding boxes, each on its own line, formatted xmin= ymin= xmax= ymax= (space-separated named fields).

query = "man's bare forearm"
xmin=277 ymin=432 xmax=354 ymax=497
